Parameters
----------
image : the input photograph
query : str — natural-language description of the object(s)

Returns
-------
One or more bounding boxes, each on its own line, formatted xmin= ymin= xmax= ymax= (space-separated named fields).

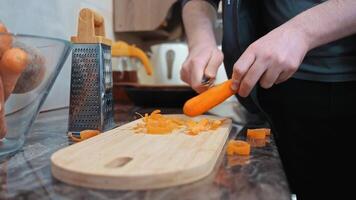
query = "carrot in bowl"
xmin=0 ymin=23 xmax=13 ymax=57
xmin=0 ymin=48 xmax=29 ymax=100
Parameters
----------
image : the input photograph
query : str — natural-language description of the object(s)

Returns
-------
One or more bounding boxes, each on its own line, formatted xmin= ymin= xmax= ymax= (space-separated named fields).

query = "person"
xmin=181 ymin=0 xmax=356 ymax=198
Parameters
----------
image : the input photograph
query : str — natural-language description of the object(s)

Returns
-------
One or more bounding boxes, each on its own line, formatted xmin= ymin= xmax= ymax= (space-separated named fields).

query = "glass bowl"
xmin=0 ymin=33 xmax=71 ymax=161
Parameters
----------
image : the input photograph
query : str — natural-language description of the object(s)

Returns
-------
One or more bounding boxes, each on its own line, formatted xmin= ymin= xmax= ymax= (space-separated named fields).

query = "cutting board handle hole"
xmin=105 ymin=157 xmax=133 ymax=168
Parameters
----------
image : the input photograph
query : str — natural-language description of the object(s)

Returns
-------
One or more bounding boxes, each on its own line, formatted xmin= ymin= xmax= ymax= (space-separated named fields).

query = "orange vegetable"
xmin=0 ymin=23 xmax=13 ymax=57
xmin=0 ymin=48 xmax=29 ymax=100
xmin=183 ymin=79 xmax=235 ymax=117
xmin=226 ymin=140 xmax=251 ymax=156
xmin=0 ymin=48 xmax=29 ymax=74
xmin=247 ymin=128 xmax=271 ymax=139
xmin=69 ymin=130 xmax=100 ymax=142
xmin=0 ymin=76 xmax=6 ymax=139
xmin=134 ymin=110 xmax=225 ymax=135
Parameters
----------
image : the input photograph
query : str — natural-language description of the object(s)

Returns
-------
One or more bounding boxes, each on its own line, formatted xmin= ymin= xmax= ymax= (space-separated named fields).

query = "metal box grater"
xmin=68 ymin=8 xmax=116 ymax=134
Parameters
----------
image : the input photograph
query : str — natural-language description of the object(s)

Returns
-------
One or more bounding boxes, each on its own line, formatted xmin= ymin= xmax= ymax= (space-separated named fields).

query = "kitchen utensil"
xmin=201 ymin=74 xmax=215 ymax=87
xmin=112 ymin=41 xmax=153 ymax=75
xmin=111 ymin=41 xmax=153 ymax=103
xmin=0 ymin=33 xmax=71 ymax=161
xmin=51 ymin=114 xmax=232 ymax=190
xmin=117 ymin=82 xmax=197 ymax=107
xmin=149 ymin=43 xmax=188 ymax=85
xmin=68 ymin=8 xmax=115 ymax=134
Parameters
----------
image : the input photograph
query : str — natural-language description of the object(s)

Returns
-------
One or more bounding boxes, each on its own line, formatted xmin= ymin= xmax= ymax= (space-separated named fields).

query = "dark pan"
xmin=115 ymin=83 xmax=197 ymax=108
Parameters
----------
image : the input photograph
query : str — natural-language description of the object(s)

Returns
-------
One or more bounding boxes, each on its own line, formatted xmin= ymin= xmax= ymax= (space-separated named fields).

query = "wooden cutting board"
xmin=51 ymin=114 xmax=232 ymax=190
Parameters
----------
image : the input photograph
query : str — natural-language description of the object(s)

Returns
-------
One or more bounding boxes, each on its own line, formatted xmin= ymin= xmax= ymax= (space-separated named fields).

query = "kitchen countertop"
xmin=0 ymin=104 xmax=291 ymax=200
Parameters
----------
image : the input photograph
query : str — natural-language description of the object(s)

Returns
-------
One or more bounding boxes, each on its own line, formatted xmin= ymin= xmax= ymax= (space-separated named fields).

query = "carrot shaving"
xmin=133 ymin=110 xmax=225 ymax=135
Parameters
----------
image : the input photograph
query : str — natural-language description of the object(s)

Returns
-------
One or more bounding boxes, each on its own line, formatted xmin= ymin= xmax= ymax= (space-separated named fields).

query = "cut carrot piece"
xmin=251 ymin=128 xmax=271 ymax=136
xmin=69 ymin=130 xmax=100 ymax=142
xmin=226 ymin=140 xmax=250 ymax=156
xmin=247 ymin=128 xmax=269 ymax=139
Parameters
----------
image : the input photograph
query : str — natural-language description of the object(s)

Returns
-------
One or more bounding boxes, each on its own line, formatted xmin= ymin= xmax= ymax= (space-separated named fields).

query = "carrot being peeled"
xmin=183 ymin=79 xmax=235 ymax=117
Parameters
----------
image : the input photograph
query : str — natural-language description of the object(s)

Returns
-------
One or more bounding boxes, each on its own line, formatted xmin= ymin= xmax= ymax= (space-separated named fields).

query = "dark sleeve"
xmin=181 ymin=0 xmax=220 ymax=10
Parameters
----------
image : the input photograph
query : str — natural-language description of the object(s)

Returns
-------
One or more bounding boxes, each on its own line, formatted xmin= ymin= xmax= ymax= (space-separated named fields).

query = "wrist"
xmin=284 ymin=18 xmax=312 ymax=52
xmin=188 ymin=35 xmax=217 ymax=51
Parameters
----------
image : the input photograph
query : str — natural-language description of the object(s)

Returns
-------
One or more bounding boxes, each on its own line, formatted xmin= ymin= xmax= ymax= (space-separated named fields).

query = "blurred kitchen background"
xmin=0 ymin=0 xmax=259 ymax=124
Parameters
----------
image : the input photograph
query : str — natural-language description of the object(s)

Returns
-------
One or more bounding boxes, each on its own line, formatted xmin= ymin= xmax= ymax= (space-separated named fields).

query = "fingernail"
xmin=231 ymin=83 xmax=237 ymax=91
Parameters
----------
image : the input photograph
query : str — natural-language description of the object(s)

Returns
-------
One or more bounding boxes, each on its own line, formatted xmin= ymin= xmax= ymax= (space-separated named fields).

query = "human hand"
xmin=180 ymin=44 xmax=224 ymax=93
xmin=231 ymin=25 xmax=309 ymax=97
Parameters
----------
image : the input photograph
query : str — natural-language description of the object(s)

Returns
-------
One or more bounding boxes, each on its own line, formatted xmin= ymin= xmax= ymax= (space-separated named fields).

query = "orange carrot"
xmin=247 ymin=128 xmax=267 ymax=140
xmin=69 ymin=130 xmax=100 ymax=142
xmin=0 ymin=76 xmax=6 ymax=139
xmin=226 ymin=140 xmax=251 ymax=156
xmin=183 ymin=79 xmax=235 ymax=117
xmin=0 ymin=23 xmax=13 ymax=58
xmin=0 ymin=48 xmax=29 ymax=100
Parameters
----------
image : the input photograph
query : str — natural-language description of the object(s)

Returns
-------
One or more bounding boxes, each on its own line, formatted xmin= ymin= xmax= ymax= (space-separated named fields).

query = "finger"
xmin=0 ymin=76 xmax=6 ymax=139
xmin=191 ymin=64 xmax=208 ymax=93
xmin=238 ymin=58 xmax=267 ymax=97
xmin=275 ymin=70 xmax=293 ymax=84
xmin=204 ymin=49 xmax=224 ymax=79
xmin=189 ymin=55 xmax=211 ymax=93
xmin=259 ymin=67 xmax=282 ymax=89
xmin=231 ymin=49 xmax=256 ymax=91
xmin=180 ymin=60 xmax=190 ymax=84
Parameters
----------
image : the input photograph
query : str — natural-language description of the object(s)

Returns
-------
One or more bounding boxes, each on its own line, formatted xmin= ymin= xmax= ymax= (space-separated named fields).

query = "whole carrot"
xmin=183 ymin=79 xmax=235 ymax=117
xmin=0 ymin=76 xmax=6 ymax=139
xmin=0 ymin=48 xmax=29 ymax=100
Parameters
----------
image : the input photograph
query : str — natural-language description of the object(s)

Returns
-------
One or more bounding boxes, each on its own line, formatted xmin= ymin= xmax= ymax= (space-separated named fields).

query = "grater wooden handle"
xmin=71 ymin=8 xmax=111 ymax=46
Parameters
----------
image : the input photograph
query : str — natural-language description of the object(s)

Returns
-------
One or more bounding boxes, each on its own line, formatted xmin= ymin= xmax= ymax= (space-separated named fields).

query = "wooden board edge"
xmin=51 ymin=117 xmax=232 ymax=190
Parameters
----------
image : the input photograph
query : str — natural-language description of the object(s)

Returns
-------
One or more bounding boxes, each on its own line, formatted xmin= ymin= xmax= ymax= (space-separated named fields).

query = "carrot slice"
xmin=226 ymin=140 xmax=251 ymax=156
xmin=247 ymin=128 xmax=269 ymax=139
xmin=0 ymin=23 xmax=13 ymax=57
xmin=69 ymin=130 xmax=100 ymax=142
